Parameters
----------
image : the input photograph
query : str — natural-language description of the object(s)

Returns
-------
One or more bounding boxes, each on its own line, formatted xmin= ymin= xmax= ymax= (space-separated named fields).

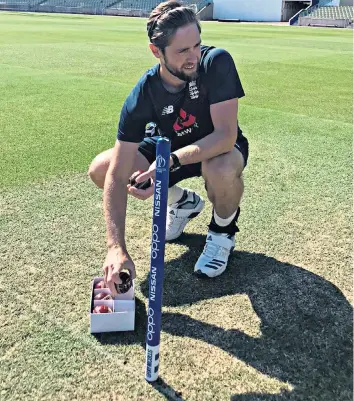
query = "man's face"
xmin=161 ymin=23 xmax=201 ymax=82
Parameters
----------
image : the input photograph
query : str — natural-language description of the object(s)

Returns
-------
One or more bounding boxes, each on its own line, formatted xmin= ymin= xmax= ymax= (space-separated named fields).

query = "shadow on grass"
xmin=148 ymin=378 xmax=187 ymax=401
xmin=96 ymin=233 xmax=353 ymax=401
xmin=147 ymin=234 xmax=352 ymax=401
xmin=93 ymin=301 xmax=187 ymax=400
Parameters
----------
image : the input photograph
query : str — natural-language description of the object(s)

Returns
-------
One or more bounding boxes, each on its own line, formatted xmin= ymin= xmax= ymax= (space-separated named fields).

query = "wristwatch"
xmin=170 ymin=153 xmax=181 ymax=172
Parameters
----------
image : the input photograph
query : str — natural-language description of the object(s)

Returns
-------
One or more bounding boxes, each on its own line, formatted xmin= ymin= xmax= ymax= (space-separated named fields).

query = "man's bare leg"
xmin=88 ymin=148 xmax=150 ymax=189
xmin=88 ymin=146 xmax=206 ymax=242
xmin=202 ymin=147 xmax=244 ymax=220
xmin=88 ymin=147 xmax=194 ymax=206
xmin=193 ymin=148 xmax=245 ymax=278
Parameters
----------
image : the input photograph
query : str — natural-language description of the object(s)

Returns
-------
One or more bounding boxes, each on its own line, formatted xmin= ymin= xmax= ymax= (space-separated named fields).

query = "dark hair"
xmin=147 ymin=1 xmax=201 ymax=52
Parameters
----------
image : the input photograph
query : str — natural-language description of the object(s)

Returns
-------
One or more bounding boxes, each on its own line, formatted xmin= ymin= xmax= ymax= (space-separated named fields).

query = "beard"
xmin=164 ymin=57 xmax=199 ymax=82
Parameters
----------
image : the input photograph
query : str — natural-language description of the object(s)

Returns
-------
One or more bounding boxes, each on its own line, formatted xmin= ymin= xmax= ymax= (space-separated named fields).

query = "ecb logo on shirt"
xmin=189 ymin=81 xmax=199 ymax=100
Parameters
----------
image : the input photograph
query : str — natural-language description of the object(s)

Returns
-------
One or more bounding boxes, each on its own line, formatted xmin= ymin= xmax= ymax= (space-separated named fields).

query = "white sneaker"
xmin=165 ymin=189 xmax=205 ymax=241
xmin=194 ymin=231 xmax=235 ymax=278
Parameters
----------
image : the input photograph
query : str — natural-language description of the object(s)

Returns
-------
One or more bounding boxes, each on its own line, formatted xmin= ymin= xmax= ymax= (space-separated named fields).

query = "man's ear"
xmin=149 ymin=43 xmax=162 ymax=60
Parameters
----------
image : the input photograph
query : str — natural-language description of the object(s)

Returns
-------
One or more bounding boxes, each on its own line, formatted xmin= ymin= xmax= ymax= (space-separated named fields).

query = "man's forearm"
xmin=103 ymin=173 xmax=128 ymax=252
xmin=173 ymin=129 xmax=236 ymax=166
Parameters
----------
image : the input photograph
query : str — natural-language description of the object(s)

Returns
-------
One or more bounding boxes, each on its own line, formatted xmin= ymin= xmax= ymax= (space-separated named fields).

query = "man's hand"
xmin=127 ymin=167 xmax=156 ymax=200
xmin=135 ymin=161 xmax=156 ymax=183
xmin=127 ymin=155 xmax=173 ymax=200
xmin=103 ymin=247 xmax=136 ymax=297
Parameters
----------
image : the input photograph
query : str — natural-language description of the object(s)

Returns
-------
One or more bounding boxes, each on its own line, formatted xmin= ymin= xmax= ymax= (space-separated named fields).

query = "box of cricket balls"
xmin=90 ymin=272 xmax=135 ymax=333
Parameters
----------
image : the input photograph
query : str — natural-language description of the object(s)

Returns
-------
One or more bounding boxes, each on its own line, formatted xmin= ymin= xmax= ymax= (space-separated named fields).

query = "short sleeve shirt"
xmin=117 ymin=45 xmax=245 ymax=151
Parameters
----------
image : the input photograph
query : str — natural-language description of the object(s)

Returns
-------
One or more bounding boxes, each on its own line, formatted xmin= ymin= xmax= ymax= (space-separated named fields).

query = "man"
xmin=88 ymin=1 xmax=249 ymax=295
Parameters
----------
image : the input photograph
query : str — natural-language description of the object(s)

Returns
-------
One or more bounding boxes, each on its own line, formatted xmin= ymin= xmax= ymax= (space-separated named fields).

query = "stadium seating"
xmin=40 ymin=0 xmax=118 ymax=8
xmin=297 ymin=4 xmax=353 ymax=27
xmin=109 ymin=0 xmax=155 ymax=10
xmin=109 ymin=0 xmax=207 ymax=12
xmin=0 ymin=0 xmax=43 ymax=5
xmin=0 ymin=0 xmax=211 ymax=16
xmin=307 ymin=6 xmax=353 ymax=20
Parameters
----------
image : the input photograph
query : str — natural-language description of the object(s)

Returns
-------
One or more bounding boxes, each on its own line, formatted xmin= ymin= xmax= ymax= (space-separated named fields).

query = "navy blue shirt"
xmin=118 ymin=45 xmax=245 ymax=152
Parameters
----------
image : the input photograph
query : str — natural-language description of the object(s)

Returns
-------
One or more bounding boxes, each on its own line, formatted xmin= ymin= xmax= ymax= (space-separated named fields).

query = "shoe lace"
xmin=203 ymin=242 xmax=219 ymax=258
xmin=203 ymin=239 xmax=230 ymax=259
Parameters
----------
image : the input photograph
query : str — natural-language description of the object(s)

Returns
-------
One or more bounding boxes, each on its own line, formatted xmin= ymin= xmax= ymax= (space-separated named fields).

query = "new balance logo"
xmin=162 ymin=105 xmax=174 ymax=115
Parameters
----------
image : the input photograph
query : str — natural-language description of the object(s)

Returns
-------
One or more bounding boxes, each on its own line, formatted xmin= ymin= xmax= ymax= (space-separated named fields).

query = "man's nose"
xmin=187 ymin=50 xmax=198 ymax=63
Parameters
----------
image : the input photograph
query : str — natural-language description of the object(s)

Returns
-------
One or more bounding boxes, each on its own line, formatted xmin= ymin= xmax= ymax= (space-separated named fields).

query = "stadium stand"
xmin=296 ymin=0 xmax=353 ymax=27
xmin=0 ymin=0 xmax=44 ymax=5
xmin=308 ymin=5 xmax=353 ymax=19
xmin=108 ymin=0 xmax=208 ymax=11
xmin=0 ymin=0 xmax=212 ymax=17
xmin=105 ymin=0 xmax=212 ymax=18
xmin=40 ymin=0 xmax=119 ymax=8
xmin=40 ymin=0 xmax=117 ymax=7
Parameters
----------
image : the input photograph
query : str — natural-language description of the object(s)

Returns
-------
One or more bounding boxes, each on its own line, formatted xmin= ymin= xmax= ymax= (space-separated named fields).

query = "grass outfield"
xmin=0 ymin=11 xmax=352 ymax=401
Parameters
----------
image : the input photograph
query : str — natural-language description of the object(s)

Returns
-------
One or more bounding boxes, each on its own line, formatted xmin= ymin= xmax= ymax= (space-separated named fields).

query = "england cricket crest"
xmin=189 ymin=81 xmax=199 ymax=100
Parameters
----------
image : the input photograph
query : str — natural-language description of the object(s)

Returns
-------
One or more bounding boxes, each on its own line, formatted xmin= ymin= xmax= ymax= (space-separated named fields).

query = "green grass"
xmin=0 ymin=12 xmax=352 ymax=401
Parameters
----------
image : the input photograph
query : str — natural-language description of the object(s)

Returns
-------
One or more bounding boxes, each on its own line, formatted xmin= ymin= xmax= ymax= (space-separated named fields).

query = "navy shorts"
xmin=138 ymin=136 xmax=249 ymax=188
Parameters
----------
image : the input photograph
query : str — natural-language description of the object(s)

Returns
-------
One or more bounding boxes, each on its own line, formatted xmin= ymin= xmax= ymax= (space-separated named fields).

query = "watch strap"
xmin=170 ymin=153 xmax=181 ymax=172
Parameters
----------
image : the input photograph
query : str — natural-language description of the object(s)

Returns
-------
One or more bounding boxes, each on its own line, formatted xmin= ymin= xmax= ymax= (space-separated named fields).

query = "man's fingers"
xmin=128 ymin=185 xmax=154 ymax=200
xmin=129 ymin=170 xmax=143 ymax=185
xmin=128 ymin=188 xmax=145 ymax=200
xmin=106 ymin=265 xmax=119 ymax=296
xmin=103 ymin=264 xmax=109 ymax=286
xmin=135 ymin=171 xmax=152 ymax=183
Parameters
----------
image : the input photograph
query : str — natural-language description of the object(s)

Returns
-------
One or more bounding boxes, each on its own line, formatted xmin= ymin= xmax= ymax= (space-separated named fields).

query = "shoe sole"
xmin=165 ymin=199 xmax=205 ymax=242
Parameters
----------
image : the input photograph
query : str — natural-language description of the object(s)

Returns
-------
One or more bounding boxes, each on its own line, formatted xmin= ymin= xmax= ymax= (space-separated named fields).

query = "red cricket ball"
xmin=94 ymin=280 xmax=106 ymax=289
xmin=93 ymin=305 xmax=112 ymax=314
xmin=94 ymin=292 xmax=112 ymax=301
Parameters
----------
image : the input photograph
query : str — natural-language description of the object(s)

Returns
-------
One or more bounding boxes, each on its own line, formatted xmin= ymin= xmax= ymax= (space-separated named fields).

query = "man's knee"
xmin=202 ymin=149 xmax=244 ymax=182
xmin=88 ymin=151 xmax=112 ymax=189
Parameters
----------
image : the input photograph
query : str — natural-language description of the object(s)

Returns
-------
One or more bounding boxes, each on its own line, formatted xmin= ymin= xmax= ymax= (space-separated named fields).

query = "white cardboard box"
xmin=90 ymin=277 xmax=135 ymax=333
